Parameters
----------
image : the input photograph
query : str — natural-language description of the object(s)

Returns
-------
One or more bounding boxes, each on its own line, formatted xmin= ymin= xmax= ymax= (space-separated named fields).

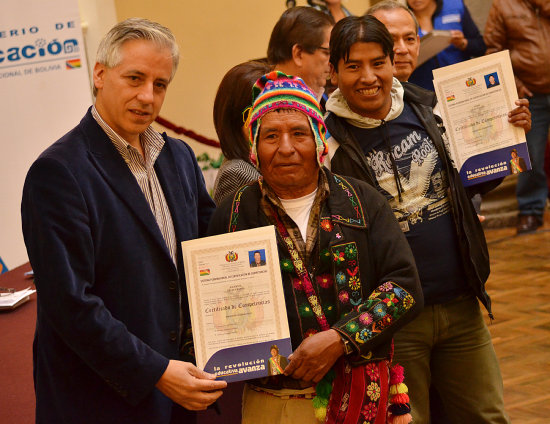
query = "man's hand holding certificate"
xmin=432 ymin=50 xmax=531 ymax=186
xmin=181 ymin=226 xmax=291 ymax=382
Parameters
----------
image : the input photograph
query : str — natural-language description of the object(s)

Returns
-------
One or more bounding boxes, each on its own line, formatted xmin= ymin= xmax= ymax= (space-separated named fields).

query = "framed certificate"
xmin=432 ymin=50 xmax=530 ymax=186
xmin=181 ymin=226 xmax=291 ymax=382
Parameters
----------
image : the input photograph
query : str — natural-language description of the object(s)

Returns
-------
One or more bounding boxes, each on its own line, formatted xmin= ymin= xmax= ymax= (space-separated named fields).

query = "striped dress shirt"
xmin=92 ymin=106 xmax=177 ymax=265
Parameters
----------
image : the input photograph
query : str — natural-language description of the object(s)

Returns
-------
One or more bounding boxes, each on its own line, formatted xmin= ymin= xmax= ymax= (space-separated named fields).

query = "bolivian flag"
xmin=66 ymin=59 xmax=82 ymax=70
xmin=199 ymin=269 xmax=210 ymax=276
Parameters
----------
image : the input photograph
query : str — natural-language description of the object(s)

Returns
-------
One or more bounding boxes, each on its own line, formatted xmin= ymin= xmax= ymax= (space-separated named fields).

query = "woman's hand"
xmin=450 ymin=30 xmax=468 ymax=50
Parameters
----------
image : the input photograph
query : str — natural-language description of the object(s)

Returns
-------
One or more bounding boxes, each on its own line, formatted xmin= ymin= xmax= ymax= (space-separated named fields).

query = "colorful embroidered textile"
xmin=267 ymin=205 xmax=405 ymax=423
xmin=326 ymin=358 xmax=390 ymax=424
xmin=266 ymin=201 xmax=331 ymax=332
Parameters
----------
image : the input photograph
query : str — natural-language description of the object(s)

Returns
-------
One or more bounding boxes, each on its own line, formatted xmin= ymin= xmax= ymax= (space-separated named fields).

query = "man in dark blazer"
xmin=21 ymin=18 xmax=226 ymax=424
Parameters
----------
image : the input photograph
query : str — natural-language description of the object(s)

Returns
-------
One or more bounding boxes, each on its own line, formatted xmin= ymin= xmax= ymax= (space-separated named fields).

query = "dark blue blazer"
xmin=21 ymin=108 xmax=215 ymax=423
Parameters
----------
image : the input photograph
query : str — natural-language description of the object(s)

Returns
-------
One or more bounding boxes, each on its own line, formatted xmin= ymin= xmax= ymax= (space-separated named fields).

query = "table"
xmin=0 ymin=262 xmax=35 ymax=424
xmin=0 ymin=263 xmax=242 ymax=423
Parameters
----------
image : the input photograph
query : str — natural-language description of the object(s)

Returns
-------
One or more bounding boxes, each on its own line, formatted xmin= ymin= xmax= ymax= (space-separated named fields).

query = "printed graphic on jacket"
xmin=348 ymin=102 xmax=468 ymax=304
xmin=354 ymin=116 xmax=451 ymax=233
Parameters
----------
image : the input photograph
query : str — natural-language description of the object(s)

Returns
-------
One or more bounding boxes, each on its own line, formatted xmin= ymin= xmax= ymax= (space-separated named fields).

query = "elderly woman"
xmin=208 ymin=71 xmax=423 ymax=424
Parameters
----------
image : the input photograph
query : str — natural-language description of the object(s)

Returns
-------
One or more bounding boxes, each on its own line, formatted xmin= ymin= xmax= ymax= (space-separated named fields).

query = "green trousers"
xmin=393 ymin=295 xmax=510 ymax=424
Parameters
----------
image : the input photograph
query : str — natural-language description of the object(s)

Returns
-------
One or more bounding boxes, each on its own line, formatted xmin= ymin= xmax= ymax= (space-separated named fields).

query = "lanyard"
xmin=265 ymin=203 xmax=330 ymax=332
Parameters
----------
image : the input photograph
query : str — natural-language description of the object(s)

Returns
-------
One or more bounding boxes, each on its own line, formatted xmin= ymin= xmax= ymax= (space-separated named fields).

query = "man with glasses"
xmin=267 ymin=6 xmax=334 ymax=104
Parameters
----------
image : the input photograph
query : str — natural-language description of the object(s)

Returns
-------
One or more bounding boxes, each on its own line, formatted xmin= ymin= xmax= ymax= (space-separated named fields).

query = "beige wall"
xmin=113 ymin=0 xmax=371 ymax=157
xmin=78 ymin=0 xmax=118 ymax=82
xmin=464 ymin=0 xmax=492 ymax=35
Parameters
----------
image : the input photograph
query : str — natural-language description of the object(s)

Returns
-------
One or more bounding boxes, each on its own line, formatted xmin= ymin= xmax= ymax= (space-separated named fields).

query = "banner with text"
xmin=1 ymin=0 xmax=92 ymax=267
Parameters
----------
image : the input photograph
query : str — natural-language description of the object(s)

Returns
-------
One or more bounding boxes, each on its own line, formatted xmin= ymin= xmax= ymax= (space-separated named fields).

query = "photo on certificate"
xmin=484 ymin=72 xmax=500 ymax=89
xmin=433 ymin=50 xmax=531 ymax=186
xmin=249 ymin=249 xmax=266 ymax=267
xmin=507 ymin=148 xmax=527 ymax=175
xmin=267 ymin=344 xmax=288 ymax=375
xmin=181 ymin=226 xmax=292 ymax=382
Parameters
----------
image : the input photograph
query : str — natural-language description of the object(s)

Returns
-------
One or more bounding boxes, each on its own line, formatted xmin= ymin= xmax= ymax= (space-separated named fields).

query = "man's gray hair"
xmin=94 ymin=17 xmax=179 ymax=95
xmin=366 ymin=0 xmax=419 ymax=35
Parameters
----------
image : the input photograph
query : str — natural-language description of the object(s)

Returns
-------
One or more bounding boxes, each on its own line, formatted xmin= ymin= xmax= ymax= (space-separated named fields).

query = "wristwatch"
xmin=340 ymin=336 xmax=354 ymax=355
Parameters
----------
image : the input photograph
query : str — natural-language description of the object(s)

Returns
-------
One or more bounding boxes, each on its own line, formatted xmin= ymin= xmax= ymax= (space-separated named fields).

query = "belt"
xmin=248 ymin=384 xmax=316 ymax=400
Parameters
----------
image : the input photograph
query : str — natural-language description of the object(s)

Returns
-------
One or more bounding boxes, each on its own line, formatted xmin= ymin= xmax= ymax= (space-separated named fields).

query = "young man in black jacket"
xmin=325 ymin=15 xmax=511 ymax=424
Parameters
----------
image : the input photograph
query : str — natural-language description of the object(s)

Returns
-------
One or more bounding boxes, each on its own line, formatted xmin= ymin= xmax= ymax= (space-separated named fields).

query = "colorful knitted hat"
xmin=244 ymin=71 xmax=328 ymax=167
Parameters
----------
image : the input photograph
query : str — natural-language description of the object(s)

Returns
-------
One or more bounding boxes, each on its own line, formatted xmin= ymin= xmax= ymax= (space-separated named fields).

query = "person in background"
xmin=21 ymin=18 xmax=226 ymax=424
xmin=209 ymin=71 xmax=423 ymax=424
xmin=267 ymin=6 xmax=334 ymax=105
xmin=485 ymin=0 xmax=550 ymax=234
xmin=308 ymin=1 xmax=353 ymax=97
xmin=406 ymin=0 xmax=485 ymax=91
xmin=309 ymin=0 xmax=353 ymax=23
xmin=212 ymin=60 xmax=271 ymax=205
xmin=367 ymin=0 xmax=420 ymax=83
xmin=367 ymin=0 xmax=531 ymax=223
xmin=325 ymin=15 xmax=510 ymax=423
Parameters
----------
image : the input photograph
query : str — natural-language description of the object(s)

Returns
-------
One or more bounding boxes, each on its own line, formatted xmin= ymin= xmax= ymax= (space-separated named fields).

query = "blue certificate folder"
xmin=205 ymin=337 xmax=292 ymax=382
xmin=459 ymin=143 xmax=531 ymax=187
